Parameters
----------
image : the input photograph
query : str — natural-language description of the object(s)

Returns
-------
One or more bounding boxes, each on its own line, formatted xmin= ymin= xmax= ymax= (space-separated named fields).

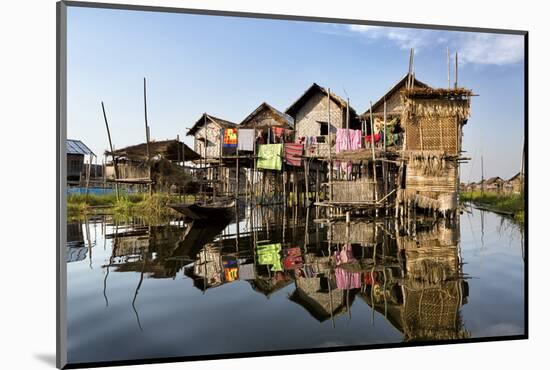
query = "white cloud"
xmin=458 ymin=33 xmax=524 ymax=65
xmin=347 ymin=25 xmax=442 ymax=51
xmin=345 ymin=25 xmax=524 ymax=66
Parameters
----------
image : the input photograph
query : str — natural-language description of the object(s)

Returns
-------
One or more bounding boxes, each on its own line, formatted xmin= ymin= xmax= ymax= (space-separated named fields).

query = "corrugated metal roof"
xmin=67 ymin=139 xmax=94 ymax=155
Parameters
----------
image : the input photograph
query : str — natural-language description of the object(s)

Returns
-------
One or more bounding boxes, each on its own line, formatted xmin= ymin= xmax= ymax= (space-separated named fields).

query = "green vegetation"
xmin=460 ymin=191 xmax=525 ymax=224
xmin=67 ymin=192 xmax=196 ymax=222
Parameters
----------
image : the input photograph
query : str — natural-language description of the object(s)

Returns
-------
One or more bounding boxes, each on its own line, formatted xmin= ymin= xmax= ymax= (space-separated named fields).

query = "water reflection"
xmin=66 ymin=206 xmax=524 ymax=363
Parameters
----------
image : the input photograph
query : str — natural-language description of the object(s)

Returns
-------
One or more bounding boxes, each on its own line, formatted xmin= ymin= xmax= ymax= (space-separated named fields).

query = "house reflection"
xmin=98 ymin=211 xmax=469 ymax=341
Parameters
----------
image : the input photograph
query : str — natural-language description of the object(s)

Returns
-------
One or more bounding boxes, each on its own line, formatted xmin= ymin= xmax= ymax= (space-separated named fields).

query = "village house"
xmin=483 ymin=176 xmax=504 ymax=192
xmin=105 ymin=139 xmax=200 ymax=191
xmin=504 ymin=172 xmax=524 ymax=194
xmin=285 ymin=83 xmax=360 ymax=157
xmin=187 ymin=113 xmax=238 ymax=162
xmin=66 ymin=139 xmax=94 ymax=184
xmin=240 ymin=101 xmax=294 ymax=142
xmin=361 ymin=75 xmax=429 ymax=147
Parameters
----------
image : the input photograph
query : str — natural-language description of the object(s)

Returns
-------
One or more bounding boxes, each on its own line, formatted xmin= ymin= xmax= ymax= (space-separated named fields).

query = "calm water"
xmin=66 ymin=206 xmax=525 ymax=364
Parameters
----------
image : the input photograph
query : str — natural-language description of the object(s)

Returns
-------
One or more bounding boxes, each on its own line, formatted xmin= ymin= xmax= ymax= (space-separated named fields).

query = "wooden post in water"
xmin=253 ymin=125 xmax=258 ymax=204
xmin=369 ymin=102 xmax=378 ymax=204
xmin=304 ymin=159 xmax=310 ymax=207
xmin=143 ymin=77 xmax=152 ymax=195
xmin=85 ymin=154 xmax=92 ymax=200
xmin=101 ymin=102 xmax=119 ymax=200
xmin=455 ymin=52 xmax=458 ymax=89
xmin=236 ymin=137 xmax=240 ymax=200
xmin=327 ymin=88 xmax=333 ymax=216
xmin=447 ymin=47 xmax=451 ymax=89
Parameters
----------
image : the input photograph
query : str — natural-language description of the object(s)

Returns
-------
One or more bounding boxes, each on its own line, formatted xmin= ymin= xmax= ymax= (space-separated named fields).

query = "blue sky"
xmin=67 ymin=7 xmax=525 ymax=181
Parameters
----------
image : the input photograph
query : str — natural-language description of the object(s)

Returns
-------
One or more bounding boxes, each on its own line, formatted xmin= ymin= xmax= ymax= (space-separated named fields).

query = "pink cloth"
xmin=335 ymin=129 xmax=361 ymax=178
xmin=335 ymin=268 xmax=362 ymax=290
xmin=334 ymin=245 xmax=361 ymax=289
xmin=336 ymin=129 xmax=362 ymax=153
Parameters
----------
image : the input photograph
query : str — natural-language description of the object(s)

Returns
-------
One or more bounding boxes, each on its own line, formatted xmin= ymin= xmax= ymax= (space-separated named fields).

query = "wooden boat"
xmin=168 ymin=199 xmax=235 ymax=221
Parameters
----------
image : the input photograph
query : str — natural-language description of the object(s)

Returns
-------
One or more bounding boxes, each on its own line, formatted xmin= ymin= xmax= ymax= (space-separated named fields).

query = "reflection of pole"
xmin=328 ymin=223 xmax=335 ymax=328
xmin=132 ymin=255 xmax=146 ymax=331
xmin=103 ymin=220 xmax=118 ymax=307
xmin=85 ymin=219 xmax=92 ymax=269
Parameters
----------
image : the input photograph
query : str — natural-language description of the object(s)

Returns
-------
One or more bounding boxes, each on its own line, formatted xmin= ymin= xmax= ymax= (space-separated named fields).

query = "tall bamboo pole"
xmin=455 ymin=52 xmax=458 ymax=89
xmin=327 ymin=88 xmax=333 ymax=210
xmin=369 ymin=101 xmax=378 ymax=203
xmin=101 ymin=102 xmax=119 ymax=200
xmin=447 ymin=47 xmax=451 ymax=89
xmin=143 ymin=78 xmax=152 ymax=194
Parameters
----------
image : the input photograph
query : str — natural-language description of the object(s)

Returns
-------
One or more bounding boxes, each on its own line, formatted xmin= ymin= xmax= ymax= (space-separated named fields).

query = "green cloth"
xmin=383 ymin=118 xmax=398 ymax=146
xmin=257 ymin=243 xmax=283 ymax=271
xmin=257 ymin=144 xmax=282 ymax=171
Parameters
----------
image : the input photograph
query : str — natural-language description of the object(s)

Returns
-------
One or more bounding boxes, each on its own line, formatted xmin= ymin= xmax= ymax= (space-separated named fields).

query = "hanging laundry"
xmin=336 ymin=128 xmax=362 ymax=153
xmin=224 ymin=267 xmax=239 ymax=282
xmin=222 ymin=128 xmax=238 ymax=155
xmin=284 ymin=143 xmax=303 ymax=167
xmin=256 ymin=243 xmax=283 ymax=272
xmin=272 ymin=127 xmax=285 ymax=138
xmin=238 ymin=263 xmax=255 ymax=281
xmin=283 ymin=247 xmax=304 ymax=270
xmin=334 ymin=244 xmax=361 ymax=289
xmin=365 ymin=133 xmax=382 ymax=147
xmin=334 ymin=244 xmax=355 ymax=265
xmin=363 ymin=271 xmax=378 ymax=286
xmin=223 ymin=128 xmax=238 ymax=147
xmin=238 ymin=128 xmax=255 ymax=151
xmin=257 ymin=144 xmax=283 ymax=171
xmin=335 ymin=268 xmax=362 ymax=290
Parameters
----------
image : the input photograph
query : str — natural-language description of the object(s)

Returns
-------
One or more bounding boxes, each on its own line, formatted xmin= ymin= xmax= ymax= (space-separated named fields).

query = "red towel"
xmin=365 ymin=133 xmax=381 ymax=143
xmin=284 ymin=143 xmax=303 ymax=166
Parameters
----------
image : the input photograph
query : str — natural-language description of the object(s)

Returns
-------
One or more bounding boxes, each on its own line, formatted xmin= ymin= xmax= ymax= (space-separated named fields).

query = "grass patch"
xmin=460 ymin=190 xmax=525 ymax=224
xmin=67 ymin=192 xmax=196 ymax=223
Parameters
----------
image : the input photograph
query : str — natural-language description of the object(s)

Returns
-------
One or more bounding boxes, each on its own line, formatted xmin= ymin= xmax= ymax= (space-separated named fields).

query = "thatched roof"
xmin=240 ymin=102 xmax=294 ymax=129
xmin=484 ymin=176 xmax=503 ymax=185
xmin=288 ymin=287 xmax=350 ymax=322
xmin=248 ymin=277 xmax=292 ymax=298
xmin=285 ymin=82 xmax=357 ymax=118
xmin=402 ymin=87 xmax=474 ymax=99
xmin=106 ymin=139 xmax=201 ymax=161
xmin=361 ymin=74 xmax=429 ymax=118
xmin=508 ymin=172 xmax=523 ymax=181
xmin=187 ymin=113 xmax=237 ymax=136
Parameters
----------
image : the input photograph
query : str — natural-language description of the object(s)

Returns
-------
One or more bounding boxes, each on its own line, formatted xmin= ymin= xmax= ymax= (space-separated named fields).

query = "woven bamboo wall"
xmin=331 ymin=178 xmax=382 ymax=202
xmin=114 ymin=237 xmax=149 ymax=257
xmin=294 ymin=91 xmax=344 ymax=139
xmin=194 ymin=123 xmax=223 ymax=159
xmin=303 ymin=142 xmax=335 ymax=158
xmin=405 ymin=116 xmax=458 ymax=153
xmin=405 ymin=159 xmax=458 ymax=197
xmin=105 ymin=162 xmax=149 ymax=180
xmin=402 ymin=281 xmax=464 ymax=341
xmin=330 ymin=221 xmax=381 ymax=245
